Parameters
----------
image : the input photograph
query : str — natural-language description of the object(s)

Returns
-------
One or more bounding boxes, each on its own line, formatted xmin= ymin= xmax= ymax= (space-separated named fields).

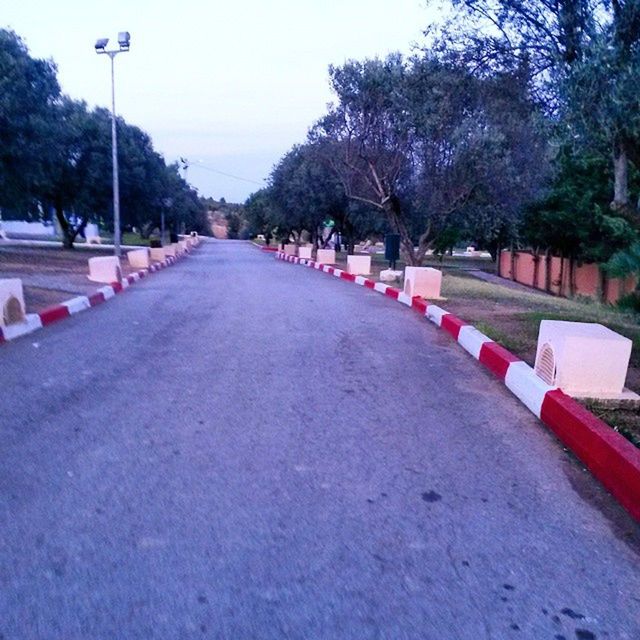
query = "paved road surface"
xmin=1 ymin=240 xmax=638 ymax=639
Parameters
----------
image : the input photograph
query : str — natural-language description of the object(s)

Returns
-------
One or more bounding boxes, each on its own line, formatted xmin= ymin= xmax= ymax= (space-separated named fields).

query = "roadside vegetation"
xmin=0 ymin=29 xmax=210 ymax=247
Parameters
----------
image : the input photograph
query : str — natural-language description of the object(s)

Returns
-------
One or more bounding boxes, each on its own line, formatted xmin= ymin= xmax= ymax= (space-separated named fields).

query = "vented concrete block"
xmin=88 ymin=256 xmax=122 ymax=284
xmin=149 ymin=247 xmax=165 ymax=262
xmin=534 ymin=320 xmax=632 ymax=397
xmin=127 ymin=248 xmax=150 ymax=269
xmin=347 ymin=255 xmax=371 ymax=275
xmin=0 ymin=278 xmax=26 ymax=328
xmin=316 ymin=249 xmax=336 ymax=264
xmin=403 ymin=267 xmax=442 ymax=298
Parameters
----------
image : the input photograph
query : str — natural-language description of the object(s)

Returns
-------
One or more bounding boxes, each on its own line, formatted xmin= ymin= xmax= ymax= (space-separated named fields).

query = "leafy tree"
xmin=0 ymin=29 xmax=59 ymax=213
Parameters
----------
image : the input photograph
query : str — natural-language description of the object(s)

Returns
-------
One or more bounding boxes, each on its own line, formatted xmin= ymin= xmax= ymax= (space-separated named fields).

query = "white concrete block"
xmin=403 ymin=267 xmax=442 ymax=298
xmin=283 ymin=244 xmax=297 ymax=256
xmin=178 ymin=240 xmax=189 ymax=253
xmin=150 ymin=247 xmax=165 ymax=262
xmin=506 ymin=361 xmax=556 ymax=417
xmin=0 ymin=278 xmax=26 ymax=328
xmin=299 ymin=246 xmax=313 ymax=260
xmin=164 ymin=245 xmax=177 ymax=258
xmin=88 ymin=256 xmax=122 ymax=284
xmin=127 ymin=248 xmax=150 ymax=269
xmin=534 ymin=320 xmax=632 ymax=397
xmin=347 ymin=255 xmax=371 ymax=275
xmin=458 ymin=326 xmax=493 ymax=359
xmin=1 ymin=313 xmax=42 ymax=340
xmin=316 ymin=249 xmax=336 ymax=264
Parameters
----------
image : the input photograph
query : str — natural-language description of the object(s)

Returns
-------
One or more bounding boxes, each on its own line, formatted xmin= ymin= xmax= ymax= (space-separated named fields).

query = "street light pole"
xmin=95 ymin=32 xmax=130 ymax=258
xmin=109 ymin=53 xmax=121 ymax=257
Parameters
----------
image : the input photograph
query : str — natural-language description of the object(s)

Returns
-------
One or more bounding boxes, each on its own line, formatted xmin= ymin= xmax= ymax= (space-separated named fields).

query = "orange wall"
xmin=499 ymin=251 xmax=636 ymax=303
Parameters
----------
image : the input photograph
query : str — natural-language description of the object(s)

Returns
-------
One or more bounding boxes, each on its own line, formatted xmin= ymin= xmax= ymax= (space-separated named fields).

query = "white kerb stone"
xmin=534 ymin=320 xmax=632 ymax=397
xmin=403 ymin=267 xmax=442 ymax=298
xmin=347 ymin=255 xmax=371 ymax=275
xmin=88 ymin=256 xmax=122 ymax=284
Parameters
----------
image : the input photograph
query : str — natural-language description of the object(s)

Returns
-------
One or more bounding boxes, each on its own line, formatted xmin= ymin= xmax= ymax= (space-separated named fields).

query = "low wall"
xmin=0 ymin=220 xmax=56 ymax=236
xmin=498 ymin=251 xmax=636 ymax=304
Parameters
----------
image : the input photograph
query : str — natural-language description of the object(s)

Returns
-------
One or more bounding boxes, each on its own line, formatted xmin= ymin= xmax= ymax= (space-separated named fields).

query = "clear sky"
xmin=3 ymin=1 xmax=437 ymax=203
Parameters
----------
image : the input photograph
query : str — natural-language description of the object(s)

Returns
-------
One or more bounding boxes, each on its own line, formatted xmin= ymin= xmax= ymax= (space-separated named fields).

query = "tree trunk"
xmin=384 ymin=196 xmax=418 ymax=265
xmin=54 ymin=202 xmax=74 ymax=250
xmin=545 ymin=250 xmax=552 ymax=292
xmin=612 ymin=137 xmax=630 ymax=211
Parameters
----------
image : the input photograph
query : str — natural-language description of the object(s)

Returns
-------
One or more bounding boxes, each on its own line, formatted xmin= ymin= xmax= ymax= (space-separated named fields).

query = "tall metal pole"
xmin=110 ymin=53 xmax=121 ymax=257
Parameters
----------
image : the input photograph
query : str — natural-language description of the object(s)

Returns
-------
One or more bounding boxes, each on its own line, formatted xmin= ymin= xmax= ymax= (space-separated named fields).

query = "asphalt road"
xmin=1 ymin=240 xmax=638 ymax=640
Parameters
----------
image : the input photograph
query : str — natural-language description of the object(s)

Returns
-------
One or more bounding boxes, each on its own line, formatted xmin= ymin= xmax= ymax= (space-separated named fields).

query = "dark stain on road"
xmin=421 ymin=490 xmax=442 ymax=503
xmin=575 ymin=631 xmax=596 ymax=640
xmin=561 ymin=608 xmax=585 ymax=620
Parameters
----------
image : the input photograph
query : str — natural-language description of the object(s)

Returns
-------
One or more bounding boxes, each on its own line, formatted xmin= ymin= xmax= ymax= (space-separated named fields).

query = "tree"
xmin=311 ymin=55 xmax=420 ymax=260
xmin=0 ymin=29 xmax=60 ymax=213
xmin=435 ymin=0 xmax=640 ymax=214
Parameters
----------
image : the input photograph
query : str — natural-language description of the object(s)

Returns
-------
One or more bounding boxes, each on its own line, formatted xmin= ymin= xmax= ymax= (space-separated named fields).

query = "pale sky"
xmin=3 ymin=0 xmax=438 ymax=202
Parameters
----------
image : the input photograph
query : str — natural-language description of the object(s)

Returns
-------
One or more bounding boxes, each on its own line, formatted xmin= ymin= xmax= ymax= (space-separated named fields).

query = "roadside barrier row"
xmin=274 ymin=250 xmax=640 ymax=522
xmin=0 ymin=251 xmax=188 ymax=345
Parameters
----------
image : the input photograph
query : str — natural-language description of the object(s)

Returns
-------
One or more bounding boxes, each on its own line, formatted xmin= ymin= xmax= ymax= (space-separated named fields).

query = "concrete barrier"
xmin=534 ymin=320 xmax=633 ymax=399
xmin=0 ymin=279 xmax=26 ymax=328
xmin=299 ymin=246 xmax=313 ymax=260
xmin=178 ymin=240 xmax=189 ymax=254
xmin=149 ymin=247 xmax=165 ymax=262
xmin=127 ymin=248 xmax=150 ymax=269
xmin=283 ymin=244 xmax=296 ymax=256
xmin=88 ymin=256 xmax=122 ymax=284
xmin=347 ymin=255 xmax=371 ymax=275
xmin=164 ymin=245 xmax=177 ymax=258
xmin=316 ymin=249 xmax=336 ymax=264
xmin=403 ymin=267 xmax=442 ymax=298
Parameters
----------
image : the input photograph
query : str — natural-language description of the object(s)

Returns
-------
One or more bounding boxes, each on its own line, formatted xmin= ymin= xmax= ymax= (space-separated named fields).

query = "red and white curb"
xmin=0 ymin=251 xmax=191 ymax=346
xmin=275 ymin=251 xmax=640 ymax=522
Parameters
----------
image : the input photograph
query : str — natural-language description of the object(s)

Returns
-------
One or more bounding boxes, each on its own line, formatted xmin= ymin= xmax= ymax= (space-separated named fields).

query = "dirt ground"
xmin=0 ymin=245 xmax=140 ymax=313
xmin=327 ymin=251 xmax=640 ymax=447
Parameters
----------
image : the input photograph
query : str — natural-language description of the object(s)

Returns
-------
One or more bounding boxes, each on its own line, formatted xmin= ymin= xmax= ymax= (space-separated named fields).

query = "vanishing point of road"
xmin=1 ymin=240 xmax=638 ymax=639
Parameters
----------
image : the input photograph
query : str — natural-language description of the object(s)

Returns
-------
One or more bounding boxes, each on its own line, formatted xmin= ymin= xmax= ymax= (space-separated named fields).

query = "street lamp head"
xmin=118 ymin=31 xmax=131 ymax=50
xmin=95 ymin=38 xmax=109 ymax=52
